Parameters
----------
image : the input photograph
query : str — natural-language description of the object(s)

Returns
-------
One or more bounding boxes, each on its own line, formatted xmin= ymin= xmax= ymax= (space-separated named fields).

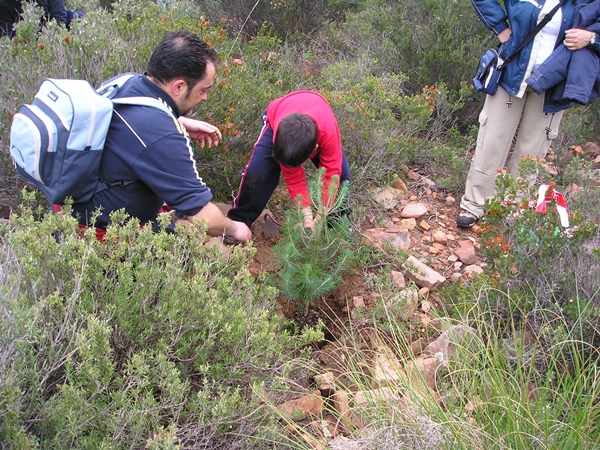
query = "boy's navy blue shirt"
xmin=72 ymin=74 xmax=213 ymax=230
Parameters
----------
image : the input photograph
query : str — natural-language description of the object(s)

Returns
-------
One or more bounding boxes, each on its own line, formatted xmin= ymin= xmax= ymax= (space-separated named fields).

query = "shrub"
xmin=0 ymin=199 xmax=298 ymax=448
xmin=476 ymin=158 xmax=600 ymax=361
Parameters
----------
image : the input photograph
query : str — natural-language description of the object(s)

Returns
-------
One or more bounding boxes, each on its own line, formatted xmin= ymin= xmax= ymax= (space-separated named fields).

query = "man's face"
xmin=177 ymin=61 xmax=216 ymax=116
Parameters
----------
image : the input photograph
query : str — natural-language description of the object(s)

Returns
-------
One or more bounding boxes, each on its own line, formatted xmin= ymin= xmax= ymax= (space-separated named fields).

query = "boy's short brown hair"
xmin=273 ymin=113 xmax=318 ymax=167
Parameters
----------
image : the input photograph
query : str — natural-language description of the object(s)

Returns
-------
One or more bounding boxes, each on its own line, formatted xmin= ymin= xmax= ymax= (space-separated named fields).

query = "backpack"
xmin=9 ymin=74 xmax=173 ymax=205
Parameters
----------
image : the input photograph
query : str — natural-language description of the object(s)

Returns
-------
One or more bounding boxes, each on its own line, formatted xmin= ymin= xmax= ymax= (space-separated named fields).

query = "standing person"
xmin=0 ymin=0 xmax=67 ymax=38
xmin=457 ymin=0 xmax=600 ymax=228
xmin=71 ymin=30 xmax=252 ymax=243
xmin=227 ymin=90 xmax=351 ymax=235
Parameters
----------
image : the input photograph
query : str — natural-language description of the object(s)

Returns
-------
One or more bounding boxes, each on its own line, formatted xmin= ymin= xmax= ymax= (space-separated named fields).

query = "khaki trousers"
xmin=460 ymin=86 xmax=564 ymax=218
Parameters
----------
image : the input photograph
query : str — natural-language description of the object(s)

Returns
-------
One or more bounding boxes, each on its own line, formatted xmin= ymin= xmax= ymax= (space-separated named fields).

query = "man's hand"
xmin=229 ymin=220 xmax=252 ymax=242
xmin=178 ymin=117 xmax=222 ymax=148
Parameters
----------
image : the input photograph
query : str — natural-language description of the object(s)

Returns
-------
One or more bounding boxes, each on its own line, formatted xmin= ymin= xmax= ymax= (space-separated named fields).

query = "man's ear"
xmin=170 ymin=79 xmax=187 ymax=98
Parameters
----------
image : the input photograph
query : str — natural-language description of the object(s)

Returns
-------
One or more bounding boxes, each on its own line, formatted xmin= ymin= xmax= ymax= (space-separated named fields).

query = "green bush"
xmin=0 ymin=200 xmax=298 ymax=448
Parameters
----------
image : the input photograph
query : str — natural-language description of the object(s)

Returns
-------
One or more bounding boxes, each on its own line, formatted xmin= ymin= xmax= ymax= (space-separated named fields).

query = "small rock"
xmin=398 ymin=218 xmax=417 ymax=230
xmin=418 ymin=220 xmax=431 ymax=231
xmin=455 ymin=240 xmax=477 ymax=265
xmin=391 ymin=270 xmax=406 ymax=289
xmin=421 ymin=300 xmax=432 ymax=313
xmin=354 ymin=387 xmax=400 ymax=405
xmin=406 ymin=170 xmax=421 ymax=181
xmin=373 ymin=186 xmax=402 ymax=209
xmin=371 ymin=346 xmax=404 ymax=388
xmin=392 ymin=174 xmax=408 ymax=192
xmin=465 ymin=264 xmax=484 ymax=277
xmin=432 ymin=230 xmax=448 ymax=245
xmin=449 ymin=272 xmax=462 ymax=282
xmin=446 ymin=196 xmax=456 ymax=206
xmin=402 ymin=255 xmax=446 ymax=290
xmin=429 ymin=246 xmax=441 ymax=255
xmin=353 ymin=296 xmax=365 ymax=308
xmin=314 ymin=372 xmax=336 ymax=393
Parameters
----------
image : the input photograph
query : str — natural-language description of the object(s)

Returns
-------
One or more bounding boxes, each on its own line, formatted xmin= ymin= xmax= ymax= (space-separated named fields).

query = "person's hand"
xmin=565 ymin=29 xmax=595 ymax=51
xmin=229 ymin=220 xmax=252 ymax=242
xmin=498 ymin=27 xmax=512 ymax=44
xmin=178 ymin=117 xmax=222 ymax=148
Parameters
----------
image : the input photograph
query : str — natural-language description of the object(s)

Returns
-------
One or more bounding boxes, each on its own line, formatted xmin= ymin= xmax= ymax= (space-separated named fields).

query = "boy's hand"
xmin=301 ymin=206 xmax=315 ymax=230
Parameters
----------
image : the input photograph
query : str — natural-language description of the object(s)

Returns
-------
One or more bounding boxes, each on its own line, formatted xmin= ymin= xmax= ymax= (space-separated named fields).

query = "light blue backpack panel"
xmin=10 ymin=75 xmax=172 ymax=205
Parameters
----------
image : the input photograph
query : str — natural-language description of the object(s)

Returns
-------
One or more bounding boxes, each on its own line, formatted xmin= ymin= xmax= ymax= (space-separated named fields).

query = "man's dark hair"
xmin=147 ymin=31 xmax=217 ymax=90
xmin=273 ymin=113 xmax=318 ymax=168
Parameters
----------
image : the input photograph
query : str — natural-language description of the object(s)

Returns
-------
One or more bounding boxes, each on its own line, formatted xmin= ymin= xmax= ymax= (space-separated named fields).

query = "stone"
xmin=354 ymin=387 xmax=400 ymax=405
xmin=454 ymin=240 xmax=477 ymax=265
xmin=432 ymin=243 xmax=445 ymax=252
xmin=398 ymin=218 xmax=417 ymax=230
xmin=314 ymin=372 xmax=336 ymax=393
xmin=406 ymin=170 xmax=421 ymax=181
xmin=392 ymin=174 xmax=409 ymax=192
xmin=383 ymin=225 xmax=409 ymax=233
xmin=403 ymin=357 xmax=443 ymax=392
xmin=277 ymin=390 xmax=324 ymax=421
xmin=446 ymin=196 xmax=456 ymax=205
xmin=373 ymin=186 xmax=402 ymax=209
xmin=390 ymin=270 xmax=406 ymax=289
xmin=449 ymin=273 xmax=462 ymax=282
xmin=465 ymin=264 xmax=484 ymax=277
xmin=428 ymin=246 xmax=441 ymax=255
xmin=361 ymin=228 xmax=411 ymax=251
xmin=418 ymin=220 xmax=431 ymax=231
xmin=422 ymin=325 xmax=478 ymax=361
xmin=402 ymin=255 xmax=446 ymax=290
xmin=432 ymin=230 xmax=448 ymax=245
xmin=352 ymin=296 xmax=365 ymax=308
xmin=421 ymin=300 xmax=432 ymax=313
xmin=371 ymin=346 xmax=404 ymax=388
xmin=400 ymin=202 xmax=429 ymax=218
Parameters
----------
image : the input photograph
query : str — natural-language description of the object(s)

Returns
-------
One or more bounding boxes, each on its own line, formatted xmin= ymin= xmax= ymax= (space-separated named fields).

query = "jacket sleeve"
xmin=471 ymin=0 xmax=509 ymax=35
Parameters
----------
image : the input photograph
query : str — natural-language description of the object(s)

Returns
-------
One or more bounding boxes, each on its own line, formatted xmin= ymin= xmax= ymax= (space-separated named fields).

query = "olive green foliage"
xmin=271 ymin=170 xmax=353 ymax=309
xmin=321 ymin=0 xmax=488 ymax=125
xmin=0 ymin=197 xmax=297 ymax=448
xmin=196 ymin=0 xmax=350 ymax=39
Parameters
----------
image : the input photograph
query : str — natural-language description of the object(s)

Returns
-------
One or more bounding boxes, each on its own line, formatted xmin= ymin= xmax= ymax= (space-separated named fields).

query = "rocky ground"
xmin=221 ymin=144 xmax=600 ymax=448
xmin=213 ymin=167 xmax=488 ymax=448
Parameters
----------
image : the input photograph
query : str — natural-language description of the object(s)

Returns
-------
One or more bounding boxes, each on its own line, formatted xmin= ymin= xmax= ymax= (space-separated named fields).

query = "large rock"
xmin=400 ymin=202 xmax=429 ymax=218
